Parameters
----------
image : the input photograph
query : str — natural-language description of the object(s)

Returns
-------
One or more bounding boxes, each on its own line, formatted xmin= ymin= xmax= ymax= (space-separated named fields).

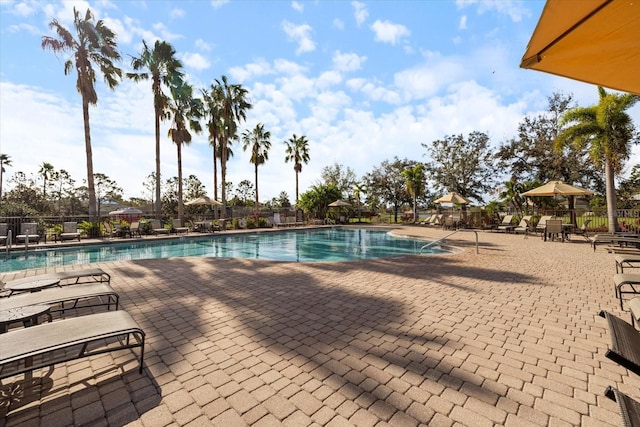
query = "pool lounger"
xmin=615 ymin=255 xmax=640 ymax=274
xmin=614 ymin=274 xmax=640 ymax=309
xmin=1 ymin=268 xmax=111 ymax=291
xmin=0 ymin=310 xmax=145 ymax=380
xmin=0 ymin=282 xmax=119 ymax=319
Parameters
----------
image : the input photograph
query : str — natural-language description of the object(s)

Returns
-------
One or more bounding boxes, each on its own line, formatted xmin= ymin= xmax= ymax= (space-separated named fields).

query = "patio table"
xmin=0 ymin=304 xmax=52 ymax=333
xmin=4 ymin=277 xmax=61 ymax=296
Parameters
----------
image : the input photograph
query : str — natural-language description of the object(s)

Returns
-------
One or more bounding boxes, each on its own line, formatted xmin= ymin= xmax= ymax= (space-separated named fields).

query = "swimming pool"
xmin=0 ymin=228 xmax=448 ymax=272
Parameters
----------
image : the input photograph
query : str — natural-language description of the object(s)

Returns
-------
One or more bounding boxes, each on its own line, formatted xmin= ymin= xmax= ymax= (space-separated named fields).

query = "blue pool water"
xmin=0 ymin=228 xmax=447 ymax=272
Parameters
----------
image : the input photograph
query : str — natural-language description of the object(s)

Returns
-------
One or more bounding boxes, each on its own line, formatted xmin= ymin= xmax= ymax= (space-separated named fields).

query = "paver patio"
xmin=0 ymin=226 xmax=637 ymax=426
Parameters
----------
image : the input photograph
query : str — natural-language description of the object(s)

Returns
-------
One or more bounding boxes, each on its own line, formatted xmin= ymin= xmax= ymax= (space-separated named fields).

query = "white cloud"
xmin=170 ymin=8 xmax=185 ymax=19
xmin=211 ymin=0 xmax=229 ymax=9
xmin=370 ymin=20 xmax=410 ymax=45
xmin=455 ymin=0 xmax=531 ymax=23
xmin=182 ymin=52 xmax=211 ymax=71
xmin=332 ymin=51 xmax=366 ymax=72
xmin=317 ymin=71 xmax=342 ymax=89
xmin=291 ymin=1 xmax=304 ymax=12
xmin=459 ymin=15 xmax=467 ymax=30
xmin=273 ymin=59 xmax=308 ymax=76
xmin=229 ymin=59 xmax=273 ymax=83
xmin=7 ymin=23 xmax=39 ymax=35
xmin=333 ymin=18 xmax=344 ymax=30
xmin=282 ymin=20 xmax=316 ymax=55
xmin=151 ymin=22 xmax=182 ymax=42
xmin=352 ymin=1 xmax=368 ymax=27
xmin=195 ymin=39 xmax=213 ymax=52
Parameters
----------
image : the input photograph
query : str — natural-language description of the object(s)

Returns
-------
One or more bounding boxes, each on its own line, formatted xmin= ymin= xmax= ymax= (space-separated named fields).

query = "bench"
xmin=604 ymin=386 xmax=640 ymax=427
xmin=0 ymin=310 xmax=145 ymax=380
xmin=614 ymin=274 xmax=640 ymax=309
xmin=0 ymin=283 xmax=119 ymax=321
xmin=615 ymin=255 xmax=640 ymax=274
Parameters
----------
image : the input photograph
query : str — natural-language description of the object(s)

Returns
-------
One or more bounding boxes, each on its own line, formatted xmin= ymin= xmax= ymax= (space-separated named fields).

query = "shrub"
xmin=257 ymin=217 xmax=268 ymax=228
xmin=246 ymin=218 xmax=257 ymax=229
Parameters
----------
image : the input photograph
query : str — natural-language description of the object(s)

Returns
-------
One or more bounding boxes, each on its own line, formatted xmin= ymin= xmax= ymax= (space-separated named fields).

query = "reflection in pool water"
xmin=0 ymin=228 xmax=448 ymax=272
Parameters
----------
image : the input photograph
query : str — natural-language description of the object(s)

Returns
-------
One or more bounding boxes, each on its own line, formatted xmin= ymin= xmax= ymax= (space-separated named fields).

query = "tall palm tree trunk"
xmin=177 ymin=143 xmax=184 ymax=222
xmin=605 ymin=159 xmax=619 ymax=233
xmin=221 ymin=141 xmax=227 ymax=221
xmin=254 ymin=164 xmax=259 ymax=213
xmin=213 ymin=136 xmax=219 ymax=202
xmin=154 ymin=111 xmax=161 ymax=219
xmin=295 ymin=171 xmax=299 ymax=206
xmin=83 ymin=99 xmax=97 ymax=221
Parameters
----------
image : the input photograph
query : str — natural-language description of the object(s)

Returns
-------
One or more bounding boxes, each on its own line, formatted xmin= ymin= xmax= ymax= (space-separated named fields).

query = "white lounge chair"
xmin=0 ymin=223 xmax=7 ymax=246
xmin=16 ymin=222 xmax=40 ymax=244
xmin=172 ymin=219 xmax=188 ymax=234
xmin=150 ymin=219 xmax=170 ymax=235
xmin=0 ymin=310 xmax=146 ymax=380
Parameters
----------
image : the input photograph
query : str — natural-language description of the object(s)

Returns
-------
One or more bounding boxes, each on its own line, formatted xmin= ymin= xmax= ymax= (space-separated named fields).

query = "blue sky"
xmin=1 ymin=0 xmax=638 ymax=203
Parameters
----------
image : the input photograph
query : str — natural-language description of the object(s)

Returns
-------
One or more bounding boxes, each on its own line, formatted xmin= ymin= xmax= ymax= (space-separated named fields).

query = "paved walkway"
xmin=0 ymin=226 xmax=637 ymax=426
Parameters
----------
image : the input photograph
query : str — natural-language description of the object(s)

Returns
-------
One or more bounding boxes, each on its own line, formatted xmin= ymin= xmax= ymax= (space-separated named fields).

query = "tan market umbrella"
xmin=520 ymin=0 xmax=640 ymax=95
xmin=185 ymin=196 xmax=223 ymax=206
xmin=434 ymin=192 xmax=471 ymax=205
xmin=521 ymin=181 xmax=593 ymax=197
xmin=328 ymin=200 xmax=351 ymax=207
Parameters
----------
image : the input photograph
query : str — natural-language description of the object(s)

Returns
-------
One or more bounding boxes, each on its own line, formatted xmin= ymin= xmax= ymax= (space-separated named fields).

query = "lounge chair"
xmin=592 ymin=233 xmax=640 ymax=252
xmin=103 ymin=221 xmax=119 ymax=238
xmin=598 ymin=310 xmax=640 ymax=376
xmin=420 ymin=214 xmax=437 ymax=226
xmin=0 ymin=310 xmax=146 ymax=380
xmin=150 ymin=219 xmax=170 ymax=235
xmin=613 ymin=274 xmax=640 ymax=309
xmin=130 ymin=221 xmax=142 ymax=237
xmin=0 ymin=223 xmax=7 ymax=246
xmin=16 ymin=222 xmax=40 ymax=244
xmin=615 ymin=255 xmax=640 ymax=274
xmin=172 ymin=218 xmax=188 ymax=234
xmin=60 ymin=221 xmax=81 ymax=242
xmin=1 ymin=268 xmax=111 ymax=294
xmin=0 ymin=282 xmax=119 ymax=323
xmin=513 ymin=216 xmax=533 ymax=235
xmin=497 ymin=215 xmax=515 ymax=233
xmin=571 ymin=219 xmax=592 ymax=241
xmin=604 ymin=386 xmax=640 ymax=427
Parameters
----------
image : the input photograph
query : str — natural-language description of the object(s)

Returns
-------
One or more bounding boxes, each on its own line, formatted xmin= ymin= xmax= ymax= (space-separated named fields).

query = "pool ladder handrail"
xmin=5 ymin=230 xmax=11 ymax=255
xmin=419 ymin=228 xmax=479 ymax=254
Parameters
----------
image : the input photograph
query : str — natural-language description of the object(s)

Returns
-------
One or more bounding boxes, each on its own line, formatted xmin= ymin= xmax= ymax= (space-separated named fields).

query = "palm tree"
xmin=352 ymin=182 xmax=367 ymax=222
xmin=556 ymin=87 xmax=639 ymax=233
xmin=42 ymin=7 xmax=122 ymax=221
xmin=499 ymin=177 xmax=524 ymax=213
xmin=201 ymin=84 xmax=224 ymax=202
xmin=215 ymin=75 xmax=252 ymax=220
xmin=39 ymin=162 xmax=55 ymax=198
xmin=284 ymin=134 xmax=311 ymax=205
xmin=242 ymin=123 xmax=272 ymax=212
xmin=128 ymin=40 xmax=184 ymax=219
xmin=166 ymin=80 xmax=203 ymax=222
xmin=401 ymin=163 xmax=425 ymax=224
xmin=0 ymin=153 xmax=12 ymax=202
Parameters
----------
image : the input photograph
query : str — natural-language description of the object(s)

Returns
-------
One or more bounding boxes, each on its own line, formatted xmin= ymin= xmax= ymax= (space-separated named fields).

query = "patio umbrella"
xmin=185 ymin=196 xmax=223 ymax=206
xmin=328 ymin=200 xmax=351 ymax=207
xmin=434 ymin=192 xmax=471 ymax=205
xmin=520 ymin=0 xmax=640 ymax=95
xmin=521 ymin=181 xmax=593 ymax=197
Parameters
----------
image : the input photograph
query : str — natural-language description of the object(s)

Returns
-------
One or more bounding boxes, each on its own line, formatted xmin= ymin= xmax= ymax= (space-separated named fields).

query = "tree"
xmin=284 ymin=134 xmax=311 ymax=204
xmin=242 ymin=123 xmax=271 ymax=212
xmin=423 ymin=132 xmax=495 ymax=203
xmin=42 ymin=7 xmax=122 ymax=221
xmin=215 ymin=75 xmax=252 ymax=220
xmin=556 ymin=87 xmax=640 ymax=233
xmin=38 ymin=162 xmax=55 ymax=198
xmin=51 ymin=169 xmax=74 ymax=214
xmin=201 ymin=84 xmax=225 ymax=203
xmin=0 ymin=153 xmax=12 ymax=202
xmin=166 ymin=80 xmax=203 ymax=223
xmin=93 ymin=173 xmax=123 ymax=218
xmin=142 ymin=172 xmax=156 ymax=207
xmin=401 ymin=163 xmax=426 ymax=223
xmin=352 ymin=182 xmax=367 ymax=222
xmin=235 ymin=180 xmax=255 ymax=206
xmin=499 ymin=178 xmax=525 ymax=213
xmin=298 ymin=184 xmax=342 ymax=220
xmin=363 ymin=158 xmax=413 ymax=223
xmin=495 ymin=92 xmax=602 ymax=194
xmin=128 ymin=40 xmax=184 ymax=219
xmin=321 ymin=163 xmax=357 ymax=197
xmin=618 ymin=164 xmax=640 ymax=208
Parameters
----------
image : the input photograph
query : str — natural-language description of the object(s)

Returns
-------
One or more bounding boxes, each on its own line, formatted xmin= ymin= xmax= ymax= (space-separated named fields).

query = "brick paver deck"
xmin=1 ymin=226 xmax=637 ymax=426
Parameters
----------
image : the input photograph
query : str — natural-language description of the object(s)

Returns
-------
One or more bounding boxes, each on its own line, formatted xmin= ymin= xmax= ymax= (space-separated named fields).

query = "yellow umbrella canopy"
xmin=434 ymin=192 xmax=471 ymax=205
xmin=328 ymin=200 xmax=351 ymax=207
xmin=521 ymin=181 xmax=593 ymax=197
xmin=185 ymin=196 xmax=223 ymax=206
xmin=520 ymin=0 xmax=640 ymax=95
